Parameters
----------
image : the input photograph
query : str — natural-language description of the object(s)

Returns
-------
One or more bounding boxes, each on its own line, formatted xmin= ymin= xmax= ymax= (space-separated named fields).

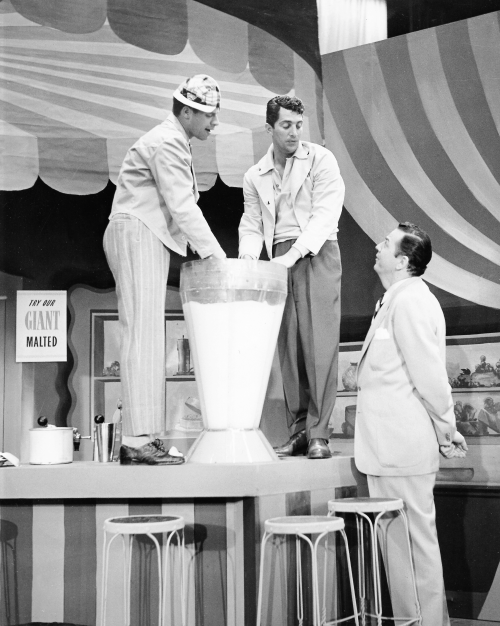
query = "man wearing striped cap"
xmin=104 ymin=75 xmax=226 ymax=465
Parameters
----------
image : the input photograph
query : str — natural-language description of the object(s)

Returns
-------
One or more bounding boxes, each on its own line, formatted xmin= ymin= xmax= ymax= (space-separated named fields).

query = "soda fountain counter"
xmin=2 ymin=274 xmax=500 ymax=624
xmin=0 ymin=261 xmax=357 ymax=626
xmin=0 ymin=454 xmax=362 ymax=626
xmin=2 ymin=444 xmax=499 ymax=624
xmin=0 ymin=260 xmax=365 ymax=625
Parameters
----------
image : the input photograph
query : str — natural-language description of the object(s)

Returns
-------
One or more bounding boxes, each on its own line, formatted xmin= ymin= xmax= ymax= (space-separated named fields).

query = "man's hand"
xmin=452 ymin=431 xmax=468 ymax=453
xmin=240 ymin=254 xmax=256 ymax=260
xmin=205 ymin=250 xmax=226 ymax=260
xmin=271 ymin=247 xmax=302 ymax=269
xmin=440 ymin=432 xmax=468 ymax=458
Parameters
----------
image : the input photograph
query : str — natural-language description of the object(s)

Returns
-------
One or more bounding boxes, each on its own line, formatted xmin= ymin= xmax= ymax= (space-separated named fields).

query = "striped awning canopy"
xmin=1 ymin=0 xmax=499 ymax=308
xmin=322 ymin=13 xmax=500 ymax=309
xmin=0 ymin=0 xmax=326 ymax=194
xmin=0 ymin=0 xmax=388 ymax=194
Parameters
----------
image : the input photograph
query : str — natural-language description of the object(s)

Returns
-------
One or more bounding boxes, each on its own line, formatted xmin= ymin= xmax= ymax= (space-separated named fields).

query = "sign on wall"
xmin=16 ymin=291 xmax=67 ymax=362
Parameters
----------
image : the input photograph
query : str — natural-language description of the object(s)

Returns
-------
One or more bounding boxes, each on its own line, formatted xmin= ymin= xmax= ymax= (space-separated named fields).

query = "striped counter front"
xmin=0 ymin=455 xmax=361 ymax=626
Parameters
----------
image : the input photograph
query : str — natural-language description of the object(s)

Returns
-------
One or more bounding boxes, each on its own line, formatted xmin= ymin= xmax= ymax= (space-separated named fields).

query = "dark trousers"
xmin=273 ymin=239 xmax=341 ymax=439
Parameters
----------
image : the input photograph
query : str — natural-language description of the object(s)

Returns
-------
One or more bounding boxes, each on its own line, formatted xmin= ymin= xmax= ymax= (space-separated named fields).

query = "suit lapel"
xmin=358 ymin=278 xmax=420 ymax=367
xmin=192 ymin=158 xmax=199 ymax=201
xmin=254 ymin=142 xmax=311 ymax=217
xmin=254 ymin=146 xmax=276 ymax=218
xmin=289 ymin=147 xmax=310 ymax=205
xmin=254 ymin=172 xmax=275 ymax=218
xmin=358 ymin=304 xmax=387 ymax=366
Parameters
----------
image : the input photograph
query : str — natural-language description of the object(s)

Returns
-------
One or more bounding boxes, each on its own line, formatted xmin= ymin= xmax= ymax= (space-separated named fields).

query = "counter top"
xmin=331 ymin=439 xmax=500 ymax=487
xmin=0 ymin=454 xmax=360 ymax=500
xmin=3 ymin=439 xmax=495 ymax=500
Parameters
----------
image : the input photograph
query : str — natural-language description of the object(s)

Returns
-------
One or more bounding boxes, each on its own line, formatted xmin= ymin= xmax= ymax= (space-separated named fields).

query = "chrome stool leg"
xmin=328 ymin=498 xmax=422 ymax=626
xmin=256 ymin=517 xmax=359 ymax=626
xmin=256 ymin=531 xmax=272 ymax=626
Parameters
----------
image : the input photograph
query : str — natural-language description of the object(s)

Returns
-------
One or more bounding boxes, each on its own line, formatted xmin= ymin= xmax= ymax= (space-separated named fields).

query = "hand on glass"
xmin=270 ymin=248 xmax=301 ymax=269
xmin=205 ymin=250 xmax=226 ymax=260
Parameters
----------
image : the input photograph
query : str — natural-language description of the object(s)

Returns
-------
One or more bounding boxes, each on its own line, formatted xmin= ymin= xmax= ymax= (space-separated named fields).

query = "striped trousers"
xmin=103 ymin=214 xmax=170 ymax=436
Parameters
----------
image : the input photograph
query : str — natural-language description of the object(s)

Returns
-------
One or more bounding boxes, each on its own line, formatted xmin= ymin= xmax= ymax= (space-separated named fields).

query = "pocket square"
xmin=374 ymin=327 xmax=390 ymax=340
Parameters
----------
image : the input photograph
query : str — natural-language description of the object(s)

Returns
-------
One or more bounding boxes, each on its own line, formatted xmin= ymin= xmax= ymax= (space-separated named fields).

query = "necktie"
xmin=188 ymin=143 xmax=196 ymax=194
xmin=373 ymin=297 xmax=384 ymax=319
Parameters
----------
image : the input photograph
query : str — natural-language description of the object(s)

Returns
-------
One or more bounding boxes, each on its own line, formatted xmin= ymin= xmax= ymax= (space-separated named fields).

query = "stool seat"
xmin=101 ymin=514 xmax=185 ymax=626
xmin=328 ymin=497 xmax=404 ymax=514
xmin=104 ymin=514 xmax=184 ymax=535
xmin=265 ymin=515 xmax=344 ymax=535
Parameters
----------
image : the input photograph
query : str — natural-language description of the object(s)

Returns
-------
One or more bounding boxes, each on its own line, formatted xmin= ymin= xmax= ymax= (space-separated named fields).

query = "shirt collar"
xmin=293 ymin=142 xmax=309 ymax=160
xmin=167 ymin=112 xmax=191 ymax=144
xmin=259 ymin=142 xmax=308 ymax=175
xmin=383 ymin=276 xmax=416 ymax=302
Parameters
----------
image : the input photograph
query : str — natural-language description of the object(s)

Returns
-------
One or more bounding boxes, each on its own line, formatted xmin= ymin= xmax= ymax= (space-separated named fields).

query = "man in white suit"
xmin=104 ymin=75 xmax=226 ymax=465
xmin=355 ymin=222 xmax=467 ymax=624
xmin=239 ymin=95 xmax=345 ymax=459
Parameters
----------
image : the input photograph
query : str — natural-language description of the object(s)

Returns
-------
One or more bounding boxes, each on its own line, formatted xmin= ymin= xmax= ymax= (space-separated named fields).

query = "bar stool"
xmin=101 ymin=514 xmax=185 ymax=626
xmin=327 ymin=498 xmax=421 ymax=626
xmin=256 ymin=515 xmax=359 ymax=626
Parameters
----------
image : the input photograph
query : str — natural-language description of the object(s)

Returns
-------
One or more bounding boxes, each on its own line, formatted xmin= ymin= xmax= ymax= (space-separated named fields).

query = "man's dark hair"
xmin=396 ymin=222 xmax=432 ymax=277
xmin=266 ymin=96 xmax=305 ymax=127
xmin=172 ymin=97 xmax=195 ymax=117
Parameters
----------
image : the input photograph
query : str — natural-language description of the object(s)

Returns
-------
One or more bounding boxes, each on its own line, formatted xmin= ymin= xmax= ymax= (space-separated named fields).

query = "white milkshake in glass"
xmin=180 ymin=259 xmax=287 ymax=463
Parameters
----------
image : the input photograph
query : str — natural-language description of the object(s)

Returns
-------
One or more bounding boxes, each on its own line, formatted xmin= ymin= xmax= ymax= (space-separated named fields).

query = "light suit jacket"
xmin=355 ymin=277 xmax=456 ymax=476
xmin=110 ymin=113 xmax=224 ymax=259
xmin=238 ymin=142 xmax=345 ymax=259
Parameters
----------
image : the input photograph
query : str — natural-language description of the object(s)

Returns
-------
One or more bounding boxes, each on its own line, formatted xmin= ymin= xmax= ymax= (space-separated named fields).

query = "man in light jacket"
xmin=239 ymin=95 xmax=345 ymax=459
xmin=355 ymin=221 xmax=467 ymax=624
xmin=104 ymin=75 xmax=226 ymax=465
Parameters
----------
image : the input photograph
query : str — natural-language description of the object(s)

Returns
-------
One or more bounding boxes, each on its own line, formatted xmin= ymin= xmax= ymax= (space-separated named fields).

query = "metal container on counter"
xmin=29 ymin=417 xmax=73 ymax=465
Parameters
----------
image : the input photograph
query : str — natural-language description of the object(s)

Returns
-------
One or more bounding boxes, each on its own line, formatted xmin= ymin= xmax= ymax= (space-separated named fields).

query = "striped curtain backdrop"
xmin=1 ymin=0 xmax=498 ymax=308
xmin=322 ymin=12 xmax=500 ymax=309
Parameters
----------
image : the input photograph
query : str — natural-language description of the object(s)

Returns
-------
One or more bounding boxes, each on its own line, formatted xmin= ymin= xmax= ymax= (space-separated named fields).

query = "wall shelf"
xmin=90 ymin=310 xmax=200 ymax=435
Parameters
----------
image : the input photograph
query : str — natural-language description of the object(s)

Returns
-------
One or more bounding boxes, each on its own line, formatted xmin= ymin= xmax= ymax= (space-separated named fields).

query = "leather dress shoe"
xmin=307 ymin=438 xmax=332 ymax=459
xmin=274 ymin=429 xmax=308 ymax=457
xmin=120 ymin=439 xmax=185 ymax=465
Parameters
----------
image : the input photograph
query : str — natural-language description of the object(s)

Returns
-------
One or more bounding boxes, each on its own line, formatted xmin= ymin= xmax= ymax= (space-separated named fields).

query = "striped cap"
xmin=173 ymin=74 xmax=221 ymax=112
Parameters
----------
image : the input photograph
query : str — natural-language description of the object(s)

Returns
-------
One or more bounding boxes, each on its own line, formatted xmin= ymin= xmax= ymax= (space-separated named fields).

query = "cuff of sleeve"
xmin=198 ymin=242 xmax=226 ymax=259
xmin=292 ymin=242 xmax=309 ymax=258
xmin=238 ymin=235 xmax=263 ymax=259
xmin=293 ymin=232 xmax=326 ymax=256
